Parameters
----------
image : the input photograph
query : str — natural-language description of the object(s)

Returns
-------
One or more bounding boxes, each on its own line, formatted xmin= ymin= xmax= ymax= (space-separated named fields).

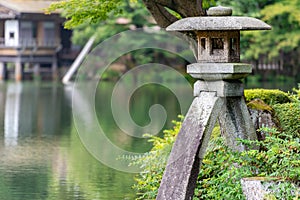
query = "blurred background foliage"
xmin=47 ymin=0 xmax=300 ymax=81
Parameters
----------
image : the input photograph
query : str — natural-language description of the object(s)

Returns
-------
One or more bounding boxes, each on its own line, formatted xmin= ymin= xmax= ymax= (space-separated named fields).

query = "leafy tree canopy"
xmin=68 ymin=1 xmax=152 ymax=45
xmin=48 ymin=0 xmax=300 ymax=77
xmin=47 ymin=0 xmax=123 ymax=29
xmin=251 ymin=0 xmax=300 ymax=60
xmin=47 ymin=0 xmax=215 ymax=29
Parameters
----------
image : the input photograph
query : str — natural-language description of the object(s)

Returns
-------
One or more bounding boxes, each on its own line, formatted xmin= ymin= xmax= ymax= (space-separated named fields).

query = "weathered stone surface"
xmin=207 ymin=6 xmax=232 ymax=16
xmin=156 ymin=92 xmax=224 ymax=200
xmin=241 ymin=178 xmax=267 ymax=200
xmin=188 ymin=63 xmax=252 ymax=74
xmin=247 ymin=99 xmax=278 ymax=141
xmin=193 ymin=80 xmax=244 ymax=97
xmin=187 ymin=63 xmax=252 ymax=80
xmin=218 ymin=97 xmax=257 ymax=151
xmin=241 ymin=177 xmax=300 ymax=200
xmin=166 ymin=16 xmax=271 ymax=31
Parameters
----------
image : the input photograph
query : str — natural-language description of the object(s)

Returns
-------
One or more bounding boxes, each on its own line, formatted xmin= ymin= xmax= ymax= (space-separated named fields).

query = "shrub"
xmin=131 ymin=88 xmax=300 ymax=199
xmin=130 ymin=116 xmax=183 ymax=200
xmin=195 ymin=127 xmax=300 ymax=200
xmin=273 ymin=102 xmax=300 ymax=138
xmin=244 ymin=89 xmax=291 ymax=105
xmin=132 ymin=123 xmax=300 ymax=200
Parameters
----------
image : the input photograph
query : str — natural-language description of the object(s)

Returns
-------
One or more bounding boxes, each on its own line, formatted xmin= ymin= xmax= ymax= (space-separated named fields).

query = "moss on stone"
xmin=247 ymin=99 xmax=273 ymax=112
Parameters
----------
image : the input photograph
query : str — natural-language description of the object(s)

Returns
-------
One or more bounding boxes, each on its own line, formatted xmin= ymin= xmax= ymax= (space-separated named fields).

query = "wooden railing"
xmin=0 ymin=38 xmax=60 ymax=48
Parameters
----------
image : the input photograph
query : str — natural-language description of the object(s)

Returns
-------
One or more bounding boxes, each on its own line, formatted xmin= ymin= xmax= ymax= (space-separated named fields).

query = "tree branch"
xmin=147 ymin=0 xmax=206 ymax=18
xmin=142 ymin=0 xmax=204 ymax=60
xmin=143 ymin=0 xmax=179 ymax=28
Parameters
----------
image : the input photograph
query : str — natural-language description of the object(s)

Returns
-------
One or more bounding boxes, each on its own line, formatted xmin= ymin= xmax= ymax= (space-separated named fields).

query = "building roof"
xmin=0 ymin=0 xmax=59 ymax=18
xmin=0 ymin=4 xmax=16 ymax=18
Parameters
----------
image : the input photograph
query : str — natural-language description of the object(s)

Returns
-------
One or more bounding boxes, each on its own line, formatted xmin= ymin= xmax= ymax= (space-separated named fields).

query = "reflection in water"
xmin=3 ymin=83 xmax=62 ymax=146
xmin=0 ymin=82 xmax=192 ymax=200
xmin=4 ymin=83 xmax=22 ymax=146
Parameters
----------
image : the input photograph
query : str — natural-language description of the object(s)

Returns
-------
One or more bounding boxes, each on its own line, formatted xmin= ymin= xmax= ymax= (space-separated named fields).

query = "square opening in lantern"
xmin=211 ymin=38 xmax=224 ymax=55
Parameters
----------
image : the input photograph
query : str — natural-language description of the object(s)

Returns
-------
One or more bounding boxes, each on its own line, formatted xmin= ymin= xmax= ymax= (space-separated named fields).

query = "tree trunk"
xmin=142 ymin=0 xmax=206 ymax=28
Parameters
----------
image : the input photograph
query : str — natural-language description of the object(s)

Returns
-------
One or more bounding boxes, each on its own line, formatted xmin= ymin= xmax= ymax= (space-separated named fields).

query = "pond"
xmin=0 ymin=74 xmax=298 ymax=200
xmin=0 ymin=81 xmax=192 ymax=200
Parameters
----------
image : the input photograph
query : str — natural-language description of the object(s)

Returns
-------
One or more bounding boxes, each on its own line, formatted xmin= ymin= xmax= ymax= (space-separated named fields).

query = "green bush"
xmin=244 ymin=89 xmax=291 ymax=105
xmin=273 ymin=102 xmax=300 ymax=138
xmin=132 ymin=124 xmax=300 ymax=199
xmin=197 ymin=127 xmax=300 ymax=199
xmin=131 ymin=88 xmax=300 ymax=199
xmin=130 ymin=116 xmax=183 ymax=200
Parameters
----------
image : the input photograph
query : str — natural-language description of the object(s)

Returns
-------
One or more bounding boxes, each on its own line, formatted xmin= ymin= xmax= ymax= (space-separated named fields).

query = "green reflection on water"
xmin=0 ymin=81 xmax=192 ymax=200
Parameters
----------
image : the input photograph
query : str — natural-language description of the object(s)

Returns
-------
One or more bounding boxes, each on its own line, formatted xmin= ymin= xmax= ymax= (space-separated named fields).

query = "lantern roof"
xmin=167 ymin=6 xmax=271 ymax=32
xmin=166 ymin=16 xmax=271 ymax=31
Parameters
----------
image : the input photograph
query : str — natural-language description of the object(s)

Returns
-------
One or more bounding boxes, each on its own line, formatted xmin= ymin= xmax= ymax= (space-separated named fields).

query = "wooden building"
xmin=0 ymin=0 xmax=73 ymax=81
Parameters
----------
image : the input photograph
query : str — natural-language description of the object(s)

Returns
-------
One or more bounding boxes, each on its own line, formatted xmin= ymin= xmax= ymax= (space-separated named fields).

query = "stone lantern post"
xmin=156 ymin=6 xmax=271 ymax=200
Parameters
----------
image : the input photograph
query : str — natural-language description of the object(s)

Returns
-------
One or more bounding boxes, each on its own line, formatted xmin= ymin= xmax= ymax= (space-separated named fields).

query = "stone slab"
xmin=187 ymin=63 xmax=252 ymax=80
xmin=188 ymin=63 xmax=252 ymax=74
xmin=241 ymin=177 xmax=300 ymax=200
xmin=241 ymin=178 xmax=267 ymax=200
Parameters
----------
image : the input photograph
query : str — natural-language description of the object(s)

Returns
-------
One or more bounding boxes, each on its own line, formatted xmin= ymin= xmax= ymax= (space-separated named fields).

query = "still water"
xmin=0 ymin=76 xmax=297 ymax=200
xmin=0 ymin=81 xmax=192 ymax=200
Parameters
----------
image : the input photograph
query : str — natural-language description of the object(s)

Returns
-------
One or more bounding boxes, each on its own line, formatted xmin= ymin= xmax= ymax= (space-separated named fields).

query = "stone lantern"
xmin=156 ymin=6 xmax=271 ymax=200
xmin=167 ymin=6 xmax=271 ymax=80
